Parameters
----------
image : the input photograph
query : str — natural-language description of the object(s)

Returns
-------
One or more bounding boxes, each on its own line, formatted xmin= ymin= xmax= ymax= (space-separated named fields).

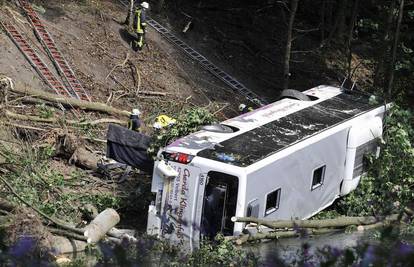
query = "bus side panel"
xmin=159 ymin=163 xmax=202 ymax=250
xmin=245 ymin=129 xmax=348 ymax=220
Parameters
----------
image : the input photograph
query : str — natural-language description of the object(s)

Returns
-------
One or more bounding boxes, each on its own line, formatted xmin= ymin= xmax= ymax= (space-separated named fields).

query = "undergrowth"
xmin=0 ymin=144 xmax=121 ymax=224
xmin=338 ymin=106 xmax=414 ymax=216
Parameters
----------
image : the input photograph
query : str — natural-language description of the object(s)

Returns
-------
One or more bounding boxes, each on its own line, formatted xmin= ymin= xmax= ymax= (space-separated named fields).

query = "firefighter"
xmin=133 ymin=2 xmax=149 ymax=51
xmin=238 ymin=103 xmax=254 ymax=114
xmin=128 ymin=108 xmax=141 ymax=131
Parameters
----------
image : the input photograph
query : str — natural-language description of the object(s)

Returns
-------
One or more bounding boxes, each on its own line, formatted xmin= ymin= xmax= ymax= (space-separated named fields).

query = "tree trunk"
xmin=124 ymin=0 xmax=135 ymax=26
xmin=320 ymin=0 xmax=326 ymax=44
xmin=5 ymin=110 xmax=126 ymax=126
xmin=231 ymin=228 xmax=341 ymax=245
xmin=50 ymin=235 xmax=88 ymax=255
xmin=373 ymin=0 xmax=397 ymax=89
xmin=327 ymin=0 xmax=348 ymax=42
xmin=55 ymin=134 xmax=100 ymax=171
xmin=282 ymin=0 xmax=299 ymax=90
xmin=326 ymin=0 xmax=333 ymax=33
xmin=83 ymin=209 xmax=120 ymax=244
xmin=157 ymin=0 xmax=165 ymax=13
xmin=337 ymin=0 xmax=348 ymax=41
xmin=232 ymin=214 xmax=399 ymax=229
xmin=386 ymin=0 xmax=405 ymax=97
xmin=346 ymin=0 xmax=360 ymax=78
xmin=7 ymin=82 xmax=130 ymax=117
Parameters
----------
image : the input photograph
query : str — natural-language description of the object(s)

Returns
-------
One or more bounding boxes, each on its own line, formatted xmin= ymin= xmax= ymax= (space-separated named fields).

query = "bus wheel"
xmin=278 ymin=89 xmax=311 ymax=101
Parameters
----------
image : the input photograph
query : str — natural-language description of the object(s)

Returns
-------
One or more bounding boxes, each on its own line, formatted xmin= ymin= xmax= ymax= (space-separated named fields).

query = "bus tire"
xmin=278 ymin=89 xmax=311 ymax=101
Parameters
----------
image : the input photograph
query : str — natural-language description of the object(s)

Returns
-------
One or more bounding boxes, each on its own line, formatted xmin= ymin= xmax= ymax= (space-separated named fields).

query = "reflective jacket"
xmin=133 ymin=8 xmax=147 ymax=34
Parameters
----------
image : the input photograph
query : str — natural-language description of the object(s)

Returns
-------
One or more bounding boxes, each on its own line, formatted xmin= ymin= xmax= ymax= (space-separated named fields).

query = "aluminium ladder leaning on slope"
xmin=117 ymin=0 xmax=267 ymax=107
xmin=18 ymin=0 xmax=92 ymax=102
xmin=1 ymin=20 xmax=73 ymax=99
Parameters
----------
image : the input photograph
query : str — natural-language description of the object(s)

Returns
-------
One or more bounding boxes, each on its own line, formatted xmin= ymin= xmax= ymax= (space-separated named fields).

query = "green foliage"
xmin=79 ymin=193 xmax=121 ymax=212
xmin=147 ymin=107 xmax=216 ymax=157
xmin=187 ymin=235 xmax=258 ymax=266
xmin=0 ymin=145 xmax=121 ymax=223
xmin=312 ymin=209 xmax=342 ymax=220
xmin=338 ymin=106 xmax=414 ymax=216
xmin=36 ymin=103 xmax=55 ymax=119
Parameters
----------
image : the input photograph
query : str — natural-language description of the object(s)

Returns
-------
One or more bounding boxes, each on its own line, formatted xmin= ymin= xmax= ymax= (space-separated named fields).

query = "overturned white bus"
xmin=147 ymin=85 xmax=387 ymax=250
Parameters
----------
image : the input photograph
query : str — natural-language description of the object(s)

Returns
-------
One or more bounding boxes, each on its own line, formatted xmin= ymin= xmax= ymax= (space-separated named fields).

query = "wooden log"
xmin=49 ymin=228 xmax=87 ymax=242
xmin=107 ymin=228 xmax=136 ymax=241
xmin=55 ymin=134 xmax=99 ymax=171
xmin=235 ymin=228 xmax=342 ymax=245
xmin=5 ymin=110 xmax=126 ymax=126
xmin=8 ymin=82 xmax=130 ymax=117
xmin=85 ymin=206 xmax=136 ymax=241
xmin=137 ymin=90 xmax=167 ymax=96
xmin=231 ymin=214 xmax=400 ymax=229
xmin=83 ymin=208 xmax=120 ymax=243
xmin=69 ymin=147 xmax=98 ymax=171
xmin=50 ymin=235 xmax=88 ymax=255
xmin=0 ymin=121 xmax=48 ymax=132
xmin=0 ymin=198 xmax=17 ymax=212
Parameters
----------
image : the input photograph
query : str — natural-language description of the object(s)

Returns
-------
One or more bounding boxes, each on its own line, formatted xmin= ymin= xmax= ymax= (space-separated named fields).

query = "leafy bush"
xmin=188 ymin=235 xmax=257 ymax=266
xmin=147 ymin=107 xmax=216 ymax=158
xmin=338 ymin=106 xmax=414 ymax=216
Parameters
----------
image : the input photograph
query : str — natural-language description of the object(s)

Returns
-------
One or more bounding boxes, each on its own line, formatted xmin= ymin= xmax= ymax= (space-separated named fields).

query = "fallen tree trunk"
xmin=49 ymin=228 xmax=88 ymax=242
xmin=0 ymin=199 xmax=17 ymax=212
xmin=50 ymin=236 xmax=88 ymax=255
xmin=69 ymin=147 xmax=99 ymax=171
xmin=231 ymin=214 xmax=400 ymax=229
xmin=228 ymin=228 xmax=342 ymax=245
xmin=83 ymin=208 xmax=120 ymax=243
xmin=6 ymin=82 xmax=130 ymax=117
xmin=226 ymin=214 xmax=404 ymax=245
xmin=5 ymin=110 xmax=126 ymax=126
xmin=55 ymin=134 xmax=100 ymax=171
xmin=0 ymin=121 xmax=48 ymax=132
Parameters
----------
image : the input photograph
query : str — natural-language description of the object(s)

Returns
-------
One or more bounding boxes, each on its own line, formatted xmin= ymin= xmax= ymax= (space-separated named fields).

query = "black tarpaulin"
xmin=106 ymin=124 xmax=153 ymax=171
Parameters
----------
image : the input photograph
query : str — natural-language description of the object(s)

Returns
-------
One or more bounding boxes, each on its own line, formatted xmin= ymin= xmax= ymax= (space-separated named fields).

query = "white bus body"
xmin=147 ymin=85 xmax=386 ymax=250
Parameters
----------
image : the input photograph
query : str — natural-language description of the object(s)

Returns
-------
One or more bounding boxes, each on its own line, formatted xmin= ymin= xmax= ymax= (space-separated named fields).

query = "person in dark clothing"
xmin=238 ymin=103 xmax=254 ymax=114
xmin=128 ymin=108 xmax=141 ymax=131
xmin=133 ymin=2 xmax=149 ymax=51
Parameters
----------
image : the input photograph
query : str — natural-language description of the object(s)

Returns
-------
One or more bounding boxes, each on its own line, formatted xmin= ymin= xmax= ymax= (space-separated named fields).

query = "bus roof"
xmin=166 ymin=86 xmax=383 ymax=167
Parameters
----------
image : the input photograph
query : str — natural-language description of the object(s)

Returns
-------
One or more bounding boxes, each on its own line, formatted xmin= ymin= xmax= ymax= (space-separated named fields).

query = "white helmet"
xmin=238 ymin=104 xmax=246 ymax=112
xmin=132 ymin=108 xmax=141 ymax=116
xmin=141 ymin=2 xmax=149 ymax=9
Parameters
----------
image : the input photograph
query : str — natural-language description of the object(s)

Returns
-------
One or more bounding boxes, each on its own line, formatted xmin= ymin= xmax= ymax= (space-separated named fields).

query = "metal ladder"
xmin=117 ymin=0 xmax=266 ymax=106
xmin=18 ymin=0 xmax=92 ymax=102
xmin=1 ymin=21 xmax=73 ymax=98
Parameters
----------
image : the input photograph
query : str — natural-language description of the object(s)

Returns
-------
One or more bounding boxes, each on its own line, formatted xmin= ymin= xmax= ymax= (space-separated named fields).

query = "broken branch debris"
xmin=4 ymin=81 xmax=130 ymax=117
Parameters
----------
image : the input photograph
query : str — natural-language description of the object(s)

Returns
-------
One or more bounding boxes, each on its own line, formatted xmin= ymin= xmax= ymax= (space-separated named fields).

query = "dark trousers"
xmin=133 ymin=33 xmax=145 ymax=51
